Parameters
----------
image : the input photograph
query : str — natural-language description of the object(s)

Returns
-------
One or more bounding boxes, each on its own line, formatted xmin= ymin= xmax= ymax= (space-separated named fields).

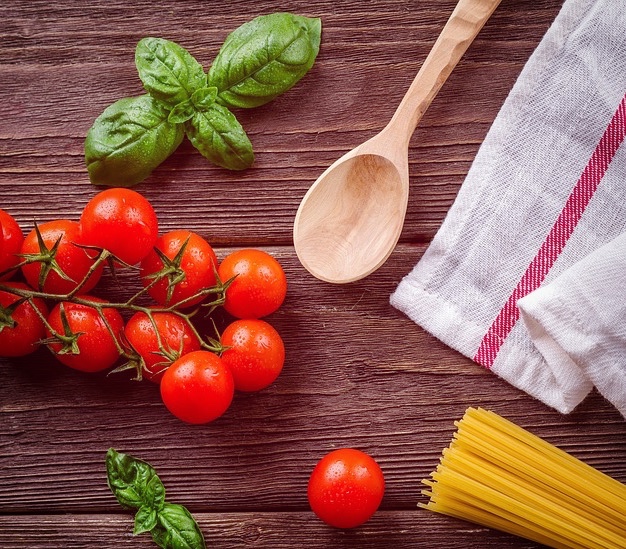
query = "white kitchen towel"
xmin=518 ymin=233 xmax=626 ymax=418
xmin=391 ymin=0 xmax=626 ymax=415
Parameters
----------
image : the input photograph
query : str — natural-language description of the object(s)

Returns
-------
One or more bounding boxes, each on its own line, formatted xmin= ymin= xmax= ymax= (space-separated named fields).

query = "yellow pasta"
xmin=421 ymin=407 xmax=626 ymax=549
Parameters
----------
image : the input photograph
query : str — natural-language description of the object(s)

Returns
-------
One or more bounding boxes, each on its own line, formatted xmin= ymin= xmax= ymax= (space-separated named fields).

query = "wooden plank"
xmin=0 ymin=511 xmax=543 ymax=548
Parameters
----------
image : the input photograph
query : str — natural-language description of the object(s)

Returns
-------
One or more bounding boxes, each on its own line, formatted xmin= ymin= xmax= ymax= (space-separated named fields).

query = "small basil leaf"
xmin=168 ymin=99 xmax=195 ymax=124
xmin=185 ymin=104 xmax=254 ymax=170
xmin=85 ymin=95 xmax=184 ymax=187
xmin=105 ymin=448 xmax=166 ymax=510
xmin=154 ymin=503 xmax=206 ymax=549
xmin=208 ymin=13 xmax=321 ymax=108
xmin=191 ymin=87 xmax=218 ymax=111
xmin=150 ymin=524 xmax=169 ymax=548
xmin=134 ymin=505 xmax=159 ymax=535
xmin=136 ymin=37 xmax=206 ymax=108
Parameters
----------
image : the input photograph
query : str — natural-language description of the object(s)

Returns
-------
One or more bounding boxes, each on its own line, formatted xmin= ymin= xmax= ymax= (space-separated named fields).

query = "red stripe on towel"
xmin=474 ymin=93 xmax=626 ymax=369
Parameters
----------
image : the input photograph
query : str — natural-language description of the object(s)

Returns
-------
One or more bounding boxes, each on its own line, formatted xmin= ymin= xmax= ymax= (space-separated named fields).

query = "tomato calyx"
xmin=19 ymin=224 xmax=76 ymax=291
xmin=0 ymin=298 xmax=25 ymax=330
xmin=115 ymin=322 xmax=197 ymax=382
xmin=142 ymin=237 xmax=190 ymax=305
xmin=143 ymin=237 xmax=235 ymax=313
xmin=39 ymin=303 xmax=83 ymax=356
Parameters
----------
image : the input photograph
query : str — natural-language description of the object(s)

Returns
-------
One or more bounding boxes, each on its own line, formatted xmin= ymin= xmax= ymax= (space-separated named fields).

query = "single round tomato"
xmin=308 ymin=448 xmax=385 ymax=529
xmin=21 ymin=219 xmax=103 ymax=294
xmin=140 ymin=230 xmax=218 ymax=308
xmin=160 ymin=350 xmax=234 ymax=424
xmin=0 ymin=282 xmax=48 ymax=357
xmin=0 ymin=209 xmax=24 ymax=280
xmin=46 ymin=297 xmax=124 ymax=372
xmin=218 ymin=249 xmax=287 ymax=319
xmin=124 ymin=310 xmax=202 ymax=383
xmin=80 ymin=188 xmax=158 ymax=265
xmin=220 ymin=319 xmax=285 ymax=392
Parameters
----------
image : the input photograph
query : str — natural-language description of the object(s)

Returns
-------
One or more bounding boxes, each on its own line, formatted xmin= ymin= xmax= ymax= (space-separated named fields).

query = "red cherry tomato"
xmin=20 ymin=219 xmax=103 ymax=294
xmin=0 ymin=209 xmax=24 ymax=280
xmin=218 ymin=249 xmax=287 ymax=319
xmin=46 ymin=297 xmax=124 ymax=372
xmin=80 ymin=188 xmax=158 ymax=265
xmin=0 ymin=282 xmax=48 ymax=357
xmin=124 ymin=310 xmax=202 ymax=383
xmin=160 ymin=350 xmax=234 ymax=424
xmin=140 ymin=230 xmax=218 ymax=308
xmin=308 ymin=448 xmax=385 ymax=529
xmin=220 ymin=319 xmax=285 ymax=392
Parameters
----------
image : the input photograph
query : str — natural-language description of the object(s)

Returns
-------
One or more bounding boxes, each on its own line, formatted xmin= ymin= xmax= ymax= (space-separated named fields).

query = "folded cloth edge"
xmin=391 ymin=278 xmax=594 ymax=414
xmin=518 ymin=232 xmax=626 ymax=419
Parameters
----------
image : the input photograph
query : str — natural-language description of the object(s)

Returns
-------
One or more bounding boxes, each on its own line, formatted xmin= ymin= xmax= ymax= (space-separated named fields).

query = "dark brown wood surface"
xmin=1 ymin=0 xmax=625 ymax=547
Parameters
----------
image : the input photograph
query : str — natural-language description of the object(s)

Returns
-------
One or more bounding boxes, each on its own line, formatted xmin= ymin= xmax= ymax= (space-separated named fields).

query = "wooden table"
xmin=1 ymin=0 xmax=625 ymax=547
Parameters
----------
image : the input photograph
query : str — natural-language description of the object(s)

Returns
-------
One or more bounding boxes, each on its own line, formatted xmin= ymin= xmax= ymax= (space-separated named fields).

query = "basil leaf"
xmin=191 ymin=87 xmax=218 ymax=111
xmin=168 ymin=99 xmax=195 ymax=125
xmin=105 ymin=448 xmax=166 ymax=511
xmin=136 ymin=37 xmax=207 ymax=108
xmin=135 ymin=505 xmax=159 ymax=535
xmin=185 ymin=104 xmax=254 ymax=170
xmin=168 ymin=87 xmax=218 ymax=125
xmin=208 ymin=13 xmax=321 ymax=108
xmin=153 ymin=503 xmax=206 ymax=549
xmin=85 ymin=95 xmax=184 ymax=187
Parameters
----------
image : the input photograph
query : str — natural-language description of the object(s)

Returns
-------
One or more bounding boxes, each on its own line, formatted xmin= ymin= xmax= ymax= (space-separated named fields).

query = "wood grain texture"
xmin=0 ymin=512 xmax=548 ymax=548
xmin=2 ymin=0 xmax=625 ymax=548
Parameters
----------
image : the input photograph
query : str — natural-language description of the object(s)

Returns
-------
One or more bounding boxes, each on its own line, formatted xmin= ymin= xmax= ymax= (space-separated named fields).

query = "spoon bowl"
xmin=294 ymin=149 xmax=408 ymax=283
xmin=293 ymin=0 xmax=502 ymax=283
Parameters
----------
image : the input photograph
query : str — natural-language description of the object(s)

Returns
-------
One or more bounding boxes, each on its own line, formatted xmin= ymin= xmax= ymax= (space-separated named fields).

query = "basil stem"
xmin=85 ymin=95 xmax=184 ymax=187
xmin=136 ymin=37 xmax=207 ymax=108
xmin=208 ymin=13 xmax=322 ymax=109
xmin=106 ymin=449 xmax=206 ymax=549
xmin=185 ymin=103 xmax=254 ymax=170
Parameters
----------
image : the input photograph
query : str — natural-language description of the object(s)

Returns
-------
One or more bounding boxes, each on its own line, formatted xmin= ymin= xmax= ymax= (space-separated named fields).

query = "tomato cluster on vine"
xmin=0 ymin=188 xmax=287 ymax=425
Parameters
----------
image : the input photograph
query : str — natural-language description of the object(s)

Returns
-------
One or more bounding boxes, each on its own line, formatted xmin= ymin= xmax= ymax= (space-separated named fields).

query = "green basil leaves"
xmin=136 ymin=37 xmax=206 ymax=108
xmin=85 ymin=95 xmax=184 ymax=188
xmin=85 ymin=13 xmax=322 ymax=187
xmin=209 ymin=13 xmax=322 ymax=108
xmin=106 ymin=448 xmax=206 ymax=549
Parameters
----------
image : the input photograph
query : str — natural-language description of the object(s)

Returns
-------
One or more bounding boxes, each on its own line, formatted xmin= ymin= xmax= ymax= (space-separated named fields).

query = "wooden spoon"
xmin=293 ymin=0 xmax=502 ymax=283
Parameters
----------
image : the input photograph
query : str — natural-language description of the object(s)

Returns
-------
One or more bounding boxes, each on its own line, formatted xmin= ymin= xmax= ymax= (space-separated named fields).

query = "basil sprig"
xmin=85 ymin=13 xmax=322 ymax=187
xmin=106 ymin=448 xmax=206 ymax=549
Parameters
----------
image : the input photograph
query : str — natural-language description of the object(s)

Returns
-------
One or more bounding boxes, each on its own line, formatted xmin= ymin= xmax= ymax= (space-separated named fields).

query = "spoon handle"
xmin=387 ymin=0 xmax=502 ymax=145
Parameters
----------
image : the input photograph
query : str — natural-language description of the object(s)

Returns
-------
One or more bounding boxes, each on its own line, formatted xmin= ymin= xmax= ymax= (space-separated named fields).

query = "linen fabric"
xmin=518 ymin=233 xmax=626 ymax=418
xmin=390 ymin=0 xmax=626 ymax=416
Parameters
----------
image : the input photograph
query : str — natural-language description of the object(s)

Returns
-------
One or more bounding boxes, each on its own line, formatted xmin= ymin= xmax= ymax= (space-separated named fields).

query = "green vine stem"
xmin=0 ymin=243 xmax=232 ymax=380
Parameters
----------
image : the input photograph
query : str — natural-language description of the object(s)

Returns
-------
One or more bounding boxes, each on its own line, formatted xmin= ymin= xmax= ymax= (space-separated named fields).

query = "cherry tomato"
xmin=218 ymin=249 xmax=287 ymax=319
xmin=308 ymin=448 xmax=385 ymax=529
xmin=80 ymin=188 xmax=158 ymax=265
xmin=124 ymin=310 xmax=202 ymax=383
xmin=160 ymin=350 xmax=234 ymax=424
xmin=0 ymin=282 xmax=48 ymax=357
xmin=21 ymin=219 xmax=103 ymax=294
xmin=220 ymin=319 xmax=285 ymax=392
xmin=140 ymin=230 xmax=218 ymax=308
xmin=46 ymin=297 xmax=124 ymax=372
xmin=0 ymin=209 xmax=24 ymax=281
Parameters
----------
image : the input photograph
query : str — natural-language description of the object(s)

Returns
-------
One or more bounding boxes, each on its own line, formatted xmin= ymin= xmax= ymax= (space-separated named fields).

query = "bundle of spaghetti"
xmin=421 ymin=407 xmax=626 ymax=549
